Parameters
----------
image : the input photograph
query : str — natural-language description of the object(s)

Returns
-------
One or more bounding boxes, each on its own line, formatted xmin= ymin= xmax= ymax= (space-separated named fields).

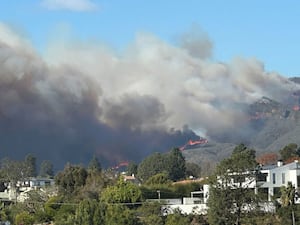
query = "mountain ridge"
xmin=183 ymin=77 xmax=300 ymax=170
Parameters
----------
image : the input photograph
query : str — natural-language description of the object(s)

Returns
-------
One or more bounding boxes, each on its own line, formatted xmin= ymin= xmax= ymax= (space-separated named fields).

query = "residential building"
xmin=162 ymin=160 xmax=300 ymax=215
xmin=0 ymin=177 xmax=55 ymax=203
xmin=123 ymin=174 xmax=141 ymax=185
xmin=257 ymin=160 xmax=300 ymax=202
xmin=203 ymin=160 xmax=300 ymax=210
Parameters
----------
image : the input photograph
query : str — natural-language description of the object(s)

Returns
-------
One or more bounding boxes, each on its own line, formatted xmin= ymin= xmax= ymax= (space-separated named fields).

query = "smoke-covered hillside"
xmin=184 ymin=82 xmax=300 ymax=167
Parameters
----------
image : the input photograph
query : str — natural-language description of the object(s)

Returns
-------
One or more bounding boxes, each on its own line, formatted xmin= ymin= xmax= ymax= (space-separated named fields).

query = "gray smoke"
xmin=0 ymin=23 xmax=297 ymax=169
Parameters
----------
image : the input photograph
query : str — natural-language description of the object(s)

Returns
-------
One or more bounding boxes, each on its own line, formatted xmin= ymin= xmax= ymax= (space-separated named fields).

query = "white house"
xmin=0 ymin=177 xmax=55 ymax=202
xmin=204 ymin=160 xmax=300 ymax=207
xmin=147 ymin=186 xmax=209 ymax=215
xmin=163 ymin=186 xmax=210 ymax=215
xmin=151 ymin=160 xmax=300 ymax=215
xmin=256 ymin=160 xmax=300 ymax=202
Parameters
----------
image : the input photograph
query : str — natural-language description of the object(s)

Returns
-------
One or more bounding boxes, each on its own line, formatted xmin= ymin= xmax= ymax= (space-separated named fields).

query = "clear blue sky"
xmin=1 ymin=0 xmax=299 ymax=77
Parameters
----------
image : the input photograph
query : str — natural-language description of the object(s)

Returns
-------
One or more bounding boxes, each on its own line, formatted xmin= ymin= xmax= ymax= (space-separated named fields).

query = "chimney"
xmin=277 ymin=160 xmax=283 ymax=167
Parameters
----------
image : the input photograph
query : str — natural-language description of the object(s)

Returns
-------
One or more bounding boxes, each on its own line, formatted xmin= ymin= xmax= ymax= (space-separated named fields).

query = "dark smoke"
xmin=0 ymin=23 xmax=298 ymax=169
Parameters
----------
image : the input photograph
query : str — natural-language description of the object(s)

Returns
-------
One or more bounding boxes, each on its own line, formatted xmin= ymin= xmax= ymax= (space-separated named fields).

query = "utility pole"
xmin=157 ymin=190 xmax=160 ymax=200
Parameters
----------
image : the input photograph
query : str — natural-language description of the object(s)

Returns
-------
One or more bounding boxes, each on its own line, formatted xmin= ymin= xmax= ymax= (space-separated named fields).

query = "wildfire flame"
xmin=180 ymin=138 xmax=208 ymax=151
xmin=112 ymin=161 xmax=129 ymax=169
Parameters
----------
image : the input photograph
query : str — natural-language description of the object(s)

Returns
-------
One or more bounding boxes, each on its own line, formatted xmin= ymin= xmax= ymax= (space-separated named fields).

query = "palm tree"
xmin=280 ymin=182 xmax=295 ymax=225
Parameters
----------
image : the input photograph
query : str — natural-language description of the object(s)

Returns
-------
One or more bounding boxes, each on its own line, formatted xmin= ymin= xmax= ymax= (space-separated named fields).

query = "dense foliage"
xmin=0 ymin=143 xmax=300 ymax=224
xmin=279 ymin=143 xmax=300 ymax=162
xmin=207 ymin=144 xmax=259 ymax=225
xmin=39 ymin=160 xmax=54 ymax=178
xmin=55 ymin=164 xmax=88 ymax=197
xmin=137 ymin=148 xmax=186 ymax=181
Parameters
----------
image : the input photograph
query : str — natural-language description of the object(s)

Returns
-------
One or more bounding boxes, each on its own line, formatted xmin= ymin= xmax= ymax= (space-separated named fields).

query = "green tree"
xmin=1 ymin=158 xmax=30 ymax=184
xmin=39 ymin=160 xmax=54 ymax=178
xmin=281 ymin=182 xmax=295 ymax=207
xmin=79 ymin=170 xmax=110 ymax=200
xmin=74 ymin=199 xmax=105 ymax=225
xmin=22 ymin=189 xmax=52 ymax=223
xmin=165 ymin=210 xmax=189 ymax=225
xmin=241 ymin=212 xmax=282 ymax=225
xmin=44 ymin=196 xmax=63 ymax=220
xmin=55 ymin=164 xmax=88 ymax=197
xmin=279 ymin=182 xmax=296 ymax=225
xmin=101 ymin=178 xmax=142 ymax=204
xmin=165 ymin=148 xmax=186 ymax=181
xmin=127 ymin=162 xmax=138 ymax=176
xmin=0 ymin=202 xmax=8 ymax=222
xmin=279 ymin=143 xmax=300 ymax=162
xmin=25 ymin=154 xmax=37 ymax=177
xmin=185 ymin=162 xmax=201 ymax=178
xmin=0 ymin=158 xmax=31 ymax=202
xmin=105 ymin=205 xmax=139 ymax=225
xmin=140 ymin=214 xmax=164 ymax=225
xmin=207 ymin=144 xmax=259 ymax=225
xmin=15 ymin=211 xmax=34 ymax=225
xmin=145 ymin=172 xmax=171 ymax=186
xmin=88 ymin=155 xmax=102 ymax=172
xmin=137 ymin=152 xmax=166 ymax=181
xmin=53 ymin=204 xmax=76 ymax=225
xmin=137 ymin=148 xmax=186 ymax=182
xmin=137 ymin=202 xmax=164 ymax=225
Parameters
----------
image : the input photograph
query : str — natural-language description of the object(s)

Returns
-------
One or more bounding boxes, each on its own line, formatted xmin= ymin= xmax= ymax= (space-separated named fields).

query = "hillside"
xmin=183 ymin=77 xmax=300 ymax=168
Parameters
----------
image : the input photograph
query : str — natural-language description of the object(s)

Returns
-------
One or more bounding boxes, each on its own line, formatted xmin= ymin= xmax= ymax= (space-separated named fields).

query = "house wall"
xmin=147 ymin=198 xmax=182 ymax=205
xmin=160 ymin=162 xmax=300 ymax=215
xmin=183 ymin=197 xmax=203 ymax=204
xmin=0 ymin=192 xmax=9 ymax=200
xmin=0 ymin=178 xmax=55 ymax=203
xmin=203 ymin=184 xmax=209 ymax=203
xmin=162 ymin=204 xmax=207 ymax=215
xmin=258 ymin=161 xmax=300 ymax=201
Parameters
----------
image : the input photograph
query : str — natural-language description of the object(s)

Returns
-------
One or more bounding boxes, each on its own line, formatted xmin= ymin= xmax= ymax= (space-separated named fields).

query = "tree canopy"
xmin=165 ymin=148 xmax=186 ymax=181
xmin=126 ymin=162 xmax=138 ymax=176
xmin=88 ymin=155 xmax=102 ymax=172
xmin=0 ymin=158 xmax=30 ymax=187
xmin=137 ymin=152 xmax=167 ymax=181
xmin=55 ymin=164 xmax=88 ymax=196
xmin=25 ymin=154 xmax=37 ymax=177
xmin=101 ymin=178 xmax=142 ymax=204
xmin=208 ymin=144 xmax=259 ymax=225
xmin=279 ymin=143 xmax=300 ymax=162
xmin=39 ymin=160 xmax=54 ymax=178
xmin=137 ymin=148 xmax=186 ymax=182
xmin=185 ymin=162 xmax=201 ymax=178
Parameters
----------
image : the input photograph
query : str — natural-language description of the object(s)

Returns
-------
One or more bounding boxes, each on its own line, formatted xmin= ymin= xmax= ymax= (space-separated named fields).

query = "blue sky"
xmin=1 ymin=0 xmax=299 ymax=77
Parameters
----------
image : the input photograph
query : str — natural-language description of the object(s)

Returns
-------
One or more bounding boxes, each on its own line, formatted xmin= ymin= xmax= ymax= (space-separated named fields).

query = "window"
xmin=282 ymin=173 xmax=285 ymax=184
xmin=272 ymin=173 xmax=276 ymax=184
xmin=257 ymin=173 xmax=268 ymax=182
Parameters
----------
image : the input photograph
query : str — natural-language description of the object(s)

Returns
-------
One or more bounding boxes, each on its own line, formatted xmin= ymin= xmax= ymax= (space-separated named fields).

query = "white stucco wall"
xmin=162 ymin=204 xmax=208 ymax=215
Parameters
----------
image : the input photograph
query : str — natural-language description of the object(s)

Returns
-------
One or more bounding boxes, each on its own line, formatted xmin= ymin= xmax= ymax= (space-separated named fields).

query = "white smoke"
xmin=42 ymin=28 xmax=297 ymax=137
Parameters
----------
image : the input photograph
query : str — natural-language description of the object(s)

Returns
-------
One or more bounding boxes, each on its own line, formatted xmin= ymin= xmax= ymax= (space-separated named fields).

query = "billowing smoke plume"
xmin=0 ymin=23 xmax=297 ymax=169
